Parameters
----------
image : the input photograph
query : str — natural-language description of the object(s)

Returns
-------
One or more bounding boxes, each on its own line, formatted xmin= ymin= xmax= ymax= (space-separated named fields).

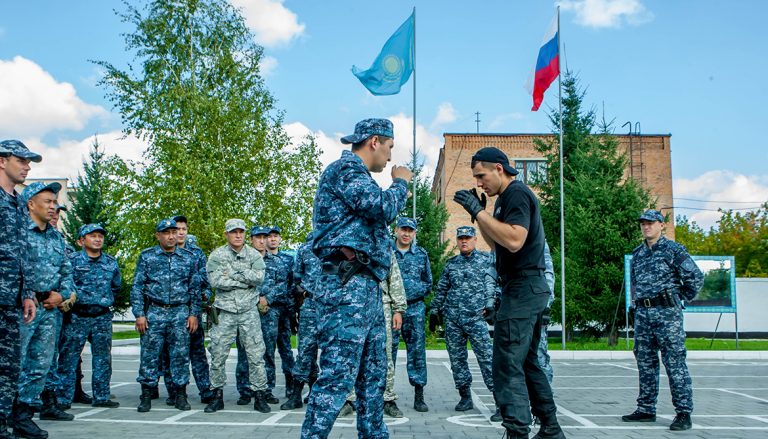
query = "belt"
xmin=321 ymin=261 xmax=376 ymax=282
xmin=149 ymin=300 xmax=187 ymax=309
xmin=633 ymin=294 xmax=675 ymax=308
xmin=501 ymin=269 xmax=544 ymax=283
xmin=406 ymin=297 xmax=424 ymax=306
xmin=72 ymin=304 xmax=111 ymax=318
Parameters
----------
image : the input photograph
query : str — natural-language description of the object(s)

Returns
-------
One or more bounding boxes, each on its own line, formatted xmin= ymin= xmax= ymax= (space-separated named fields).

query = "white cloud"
xmin=673 ymin=171 xmax=768 ymax=230
xmin=231 ymin=0 xmax=305 ymax=48
xmin=430 ymin=102 xmax=458 ymax=129
xmin=24 ymin=131 xmax=149 ymax=182
xmin=259 ymin=55 xmax=278 ymax=77
xmin=558 ymin=0 xmax=654 ymax=29
xmin=0 ymin=56 xmax=106 ymax=138
xmin=488 ymin=112 xmax=525 ymax=131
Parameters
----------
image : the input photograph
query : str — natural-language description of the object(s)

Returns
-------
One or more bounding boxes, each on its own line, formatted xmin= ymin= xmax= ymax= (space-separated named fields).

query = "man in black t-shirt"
xmin=453 ymin=147 xmax=565 ymax=439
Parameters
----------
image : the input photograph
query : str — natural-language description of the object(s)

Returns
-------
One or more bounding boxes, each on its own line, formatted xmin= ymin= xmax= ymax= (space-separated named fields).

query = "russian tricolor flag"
xmin=527 ymin=14 xmax=559 ymax=111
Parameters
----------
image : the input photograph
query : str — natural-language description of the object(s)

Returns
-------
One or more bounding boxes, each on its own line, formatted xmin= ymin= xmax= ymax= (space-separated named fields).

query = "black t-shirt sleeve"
xmin=502 ymin=186 xmax=531 ymax=230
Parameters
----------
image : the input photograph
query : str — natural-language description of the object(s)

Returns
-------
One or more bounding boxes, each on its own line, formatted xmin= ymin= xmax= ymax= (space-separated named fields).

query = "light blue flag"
xmin=352 ymin=13 xmax=414 ymax=96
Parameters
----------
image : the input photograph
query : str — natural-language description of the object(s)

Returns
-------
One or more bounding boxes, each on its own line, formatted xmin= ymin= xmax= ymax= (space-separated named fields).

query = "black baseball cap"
xmin=471 ymin=147 xmax=519 ymax=176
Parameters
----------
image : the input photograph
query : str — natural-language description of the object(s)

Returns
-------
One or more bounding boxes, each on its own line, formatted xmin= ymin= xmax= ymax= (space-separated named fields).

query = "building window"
xmin=514 ymin=160 xmax=547 ymax=185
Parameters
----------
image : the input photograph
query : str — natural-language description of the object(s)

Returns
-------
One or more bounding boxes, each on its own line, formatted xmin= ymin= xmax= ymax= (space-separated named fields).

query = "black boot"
xmin=284 ymin=374 xmax=294 ymax=398
xmin=200 ymin=388 xmax=215 ymax=404
xmin=252 ymin=390 xmax=271 ymax=413
xmin=203 ymin=388 xmax=224 ymax=413
xmin=280 ymin=381 xmax=304 ymax=410
xmin=12 ymin=400 xmax=48 ymax=439
xmin=174 ymin=386 xmax=191 ymax=411
xmin=39 ymin=390 xmax=74 ymax=421
xmin=669 ymin=413 xmax=692 ymax=431
xmin=236 ymin=389 xmax=252 ymax=406
xmin=264 ymin=390 xmax=279 ymax=405
xmin=165 ymin=384 xmax=177 ymax=406
xmin=137 ymin=385 xmax=153 ymax=413
xmin=454 ymin=385 xmax=473 ymax=411
xmin=73 ymin=375 xmax=92 ymax=405
xmin=413 ymin=385 xmax=428 ymax=412
xmin=621 ymin=409 xmax=656 ymax=422
xmin=532 ymin=417 xmax=566 ymax=439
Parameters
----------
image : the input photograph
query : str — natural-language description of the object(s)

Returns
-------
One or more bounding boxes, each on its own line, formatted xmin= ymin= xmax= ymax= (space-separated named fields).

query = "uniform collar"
xmin=646 ymin=235 xmax=669 ymax=251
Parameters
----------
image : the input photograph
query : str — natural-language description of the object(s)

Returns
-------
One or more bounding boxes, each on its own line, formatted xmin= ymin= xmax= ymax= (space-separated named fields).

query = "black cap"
xmin=471 ymin=147 xmax=519 ymax=176
xmin=172 ymin=215 xmax=188 ymax=224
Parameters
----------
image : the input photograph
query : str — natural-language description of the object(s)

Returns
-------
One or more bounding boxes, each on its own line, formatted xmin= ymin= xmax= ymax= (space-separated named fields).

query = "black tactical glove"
xmin=469 ymin=188 xmax=487 ymax=223
xmin=428 ymin=311 xmax=441 ymax=333
xmin=483 ymin=307 xmax=496 ymax=324
xmin=454 ymin=190 xmax=484 ymax=222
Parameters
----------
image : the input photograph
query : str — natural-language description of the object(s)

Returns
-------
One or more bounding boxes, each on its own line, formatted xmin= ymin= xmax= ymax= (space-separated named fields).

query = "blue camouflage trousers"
xmin=137 ymin=306 xmax=190 ymax=388
xmin=301 ymin=274 xmax=388 ymax=439
xmin=0 ymin=306 xmax=21 ymax=420
xmin=160 ymin=315 xmax=210 ymax=395
xmin=391 ymin=300 xmax=427 ymax=387
xmin=57 ymin=312 xmax=113 ymax=404
xmin=537 ymin=323 xmax=553 ymax=385
xmin=291 ymin=298 xmax=319 ymax=384
xmin=633 ymin=306 xmax=693 ymax=414
xmin=19 ymin=306 xmax=61 ymax=405
xmin=260 ymin=304 xmax=295 ymax=391
xmin=445 ymin=317 xmax=494 ymax=392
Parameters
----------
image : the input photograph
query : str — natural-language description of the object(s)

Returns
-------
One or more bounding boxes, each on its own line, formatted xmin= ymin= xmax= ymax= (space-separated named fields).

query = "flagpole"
xmin=412 ymin=6 xmax=417 ymax=221
xmin=557 ymin=5 xmax=566 ymax=350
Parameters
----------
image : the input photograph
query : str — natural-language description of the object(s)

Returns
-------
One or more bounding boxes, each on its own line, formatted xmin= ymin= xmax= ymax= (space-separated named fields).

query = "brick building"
xmin=431 ymin=133 xmax=674 ymax=251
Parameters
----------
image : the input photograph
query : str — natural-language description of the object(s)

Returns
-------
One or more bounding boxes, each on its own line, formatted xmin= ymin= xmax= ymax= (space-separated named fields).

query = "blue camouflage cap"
xmin=20 ymin=181 xmax=61 ymax=204
xmin=156 ymin=218 xmax=178 ymax=232
xmin=340 ymin=118 xmax=394 ymax=145
xmin=638 ymin=209 xmax=664 ymax=223
xmin=0 ymin=140 xmax=42 ymax=162
xmin=186 ymin=234 xmax=199 ymax=246
xmin=269 ymin=225 xmax=282 ymax=234
xmin=250 ymin=225 xmax=270 ymax=237
xmin=457 ymin=226 xmax=476 ymax=238
xmin=0 ymin=143 xmax=9 ymax=157
xmin=396 ymin=217 xmax=417 ymax=230
xmin=78 ymin=223 xmax=106 ymax=238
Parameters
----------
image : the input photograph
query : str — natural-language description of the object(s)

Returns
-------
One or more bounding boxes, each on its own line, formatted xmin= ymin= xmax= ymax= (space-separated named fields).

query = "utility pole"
xmin=474 ymin=111 xmax=481 ymax=133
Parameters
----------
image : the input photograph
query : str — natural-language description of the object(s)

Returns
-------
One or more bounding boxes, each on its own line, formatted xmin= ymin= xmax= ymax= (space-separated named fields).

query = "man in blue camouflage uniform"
xmin=0 ymin=140 xmax=40 ymax=439
xmin=430 ymin=226 xmax=500 ymax=421
xmin=622 ymin=210 xmax=703 ymax=431
xmin=281 ymin=232 xmax=321 ymax=410
xmin=264 ymin=226 xmax=296 ymax=400
xmin=17 ymin=181 xmax=77 ymax=437
xmin=391 ymin=217 xmax=431 ymax=412
xmin=131 ymin=218 xmax=201 ymax=413
xmin=301 ymin=118 xmax=411 ymax=439
xmin=158 ymin=215 xmax=214 ymax=405
xmin=57 ymin=224 xmax=121 ymax=409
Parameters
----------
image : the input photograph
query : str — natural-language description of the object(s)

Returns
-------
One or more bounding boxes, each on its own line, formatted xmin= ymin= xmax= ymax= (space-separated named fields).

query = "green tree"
xmin=534 ymin=72 xmax=651 ymax=342
xmin=95 ymin=0 xmax=321 ymax=278
xmin=62 ymin=137 xmax=131 ymax=311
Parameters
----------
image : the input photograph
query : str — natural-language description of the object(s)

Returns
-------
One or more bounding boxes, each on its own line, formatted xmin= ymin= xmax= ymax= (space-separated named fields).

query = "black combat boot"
xmin=137 ymin=385 xmax=153 ymax=413
xmin=174 ymin=386 xmax=191 ymax=411
xmin=490 ymin=397 xmax=502 ymax=422
xmin=39 ymin=390 xmax=74 ymax=421
xmin=200 ymin=388 xmax=215 ymax=404
xmin=12 ymin=400 xmax=48 ymax=439
xmin=621 ymin=409 xmax=656 ymax=422
xmin=413 ymin=385 xmax=428 ymax=412
xmin=165 ymin=384 xmax=177 ymax=406
xmin=252 ymin=390 xmax=271 ymax=414
xmin=73 ymin=370 xmax=93 ymax=405
xmin=532 ymin=416 xmax=566 ymax=439
xmin=203 ymin=388 xmax=224 ymax=413
xmin=236 ymin=389 xmax=252 ymax=405
xmin=284 ymin=373 xmax=294 ymax=398
xmin=150 ymin=386 xmax=159 ymax=400
xmin=454 ymin=386 xmax=473 ymax=411
xmin=383 ymin=400 xmax=403 ymax=418
xmin=280 ymin=381 xmax=304 ymax=410
xmin=669 ymin=413 xmax=692 ymax=431
xmin=264 ymin=390 xmax=279 ymax=405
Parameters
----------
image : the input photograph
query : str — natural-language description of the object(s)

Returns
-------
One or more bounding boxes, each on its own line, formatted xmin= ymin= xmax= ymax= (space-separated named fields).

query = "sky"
xmin=1 ymin=0 xmax=767 ymax=229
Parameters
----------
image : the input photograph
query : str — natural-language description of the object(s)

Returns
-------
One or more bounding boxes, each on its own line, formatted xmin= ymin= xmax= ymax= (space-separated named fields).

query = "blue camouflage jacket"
xmin=432 ymin=249 xmax=495 ymax=321
xmin=70 ymin=250 xmax=121 ymax=307
xmin=262 ymin=251 xmax=294 ymax=306
xmin=293 ymin=243 xmax=321 ymax=296
xmin=0 ymin=189 xmax=33 ymax=306
xmin=393 ymin=243 xmax=432 ymax=302
xmin=130 ymin=246 xmax=201 ymax=317
xmin=185 ymin=241 xmax=212 ymax=305
xmin=26 ymin=222 xmax=75 ymax=301
xmin=312 ymin=150 xmax=408 ymax=281
xmin=631 ymin=236 xmax=704 ymax=302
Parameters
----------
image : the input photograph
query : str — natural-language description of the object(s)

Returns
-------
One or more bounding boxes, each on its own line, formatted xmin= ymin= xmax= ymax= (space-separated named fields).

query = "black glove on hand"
xmin=428 ymin=311 xmax=440 ymax=333
xmin=483 ymin=307 xmax=496 ymax=324
xmin=541 ymin=308 xmax=551 ymax=326
xmin=454 ymin=190 xmax=484 ymax=221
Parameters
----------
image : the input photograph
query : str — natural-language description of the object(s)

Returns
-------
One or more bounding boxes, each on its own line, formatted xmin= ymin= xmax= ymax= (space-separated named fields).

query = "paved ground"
xmin=40 ymin=353 xmax=768 ymax=439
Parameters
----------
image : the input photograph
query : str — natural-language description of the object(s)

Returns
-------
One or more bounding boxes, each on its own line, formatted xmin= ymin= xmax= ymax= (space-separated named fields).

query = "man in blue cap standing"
xmin=391 ymin=216 xmax=431 ymax=413
xmin=301 ymin=118 xmax=412 ymax=439
xmin=57 ymin=224 xmax=121 ymax=409
xmin=623 ymin=209 xmax=703 ymax=431
xmin=16 ymin=181 xmax=77 ymax=437
xmin=131 ymin=218 xmax=201 ymax=413
xmin=0 ymin=140 xmax=41 ymax=439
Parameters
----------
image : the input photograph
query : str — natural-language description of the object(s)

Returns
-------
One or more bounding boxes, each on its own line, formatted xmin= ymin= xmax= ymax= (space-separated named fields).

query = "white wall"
xmin=684 ymin=278 xmax=768 ymax=334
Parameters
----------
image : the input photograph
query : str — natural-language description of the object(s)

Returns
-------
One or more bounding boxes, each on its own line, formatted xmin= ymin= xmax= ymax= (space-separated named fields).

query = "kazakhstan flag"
xmin=352 ymin=13 xmax=414 ymax=96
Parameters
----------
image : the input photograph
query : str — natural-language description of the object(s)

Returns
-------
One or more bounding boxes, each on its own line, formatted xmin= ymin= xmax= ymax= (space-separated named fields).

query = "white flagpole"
xmin=557 ymin=5 xmax=566 ymax=350
xmin=412 ymin=7 xmax=417 ymax=221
